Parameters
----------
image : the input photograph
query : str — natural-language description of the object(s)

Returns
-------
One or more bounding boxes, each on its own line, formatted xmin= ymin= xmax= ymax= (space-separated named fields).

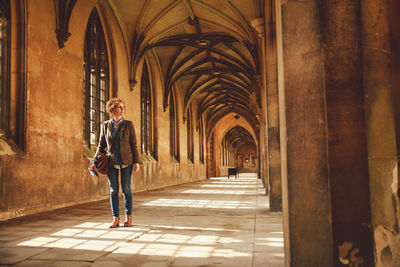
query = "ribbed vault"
xmin=223 ymin=126 xmax=256 ymax=149
xmin=127 ymin=0 xmax=263 ymax=134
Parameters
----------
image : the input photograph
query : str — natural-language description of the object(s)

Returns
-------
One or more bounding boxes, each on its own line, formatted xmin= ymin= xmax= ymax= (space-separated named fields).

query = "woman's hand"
xmin=133 ymin=163 xmax=140 ymax=172
xmin=90 ymin=163 xmax=96 ymax=171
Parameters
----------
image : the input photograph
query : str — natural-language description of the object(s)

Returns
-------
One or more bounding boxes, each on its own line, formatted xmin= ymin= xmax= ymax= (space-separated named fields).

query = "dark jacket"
xmin=95 ymin=119 xmax=141 ymax=165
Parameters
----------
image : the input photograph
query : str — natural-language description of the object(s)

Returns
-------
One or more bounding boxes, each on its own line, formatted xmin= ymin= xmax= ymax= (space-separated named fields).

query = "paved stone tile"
xmin=139 ymin=262 xmax=170 ymax=267
xmin=0 ymin=230 xmax=38 ymax=243
xmin=30 ymin=247 xmax=109 ymax=261
xmin=0 ymin=247 xmax=49 ymax=264
xmin=170 ymin=256 xmax=252 ymax=267
xmin=0 ymin=175 xmax=284 ymax=266
xmin=0 ymin=233 xmax=56 ymax=248
xmin=13 ymin=259 xmax=91 ymax=267
xmin=94 ymin=251 xmax=155 ymax=266
xmin=253 ymin=252 xmax=285 ymax=267
xmin=90 ymin=261 xmax=125 ymax=267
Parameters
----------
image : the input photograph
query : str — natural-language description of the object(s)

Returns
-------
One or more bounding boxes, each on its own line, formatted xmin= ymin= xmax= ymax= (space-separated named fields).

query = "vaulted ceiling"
xmin=114 ymin=0 xmax=264 ymax=138
xmin=223 ymin=126 xmax=256 ymax=150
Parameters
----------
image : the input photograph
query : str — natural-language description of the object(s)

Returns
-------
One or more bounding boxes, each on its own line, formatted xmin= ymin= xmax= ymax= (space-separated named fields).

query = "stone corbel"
xmin=129 ymin=79 xmax=137 ymax=91
xmin=251 ymin=18 xmax=265 ymax=39
xmin=54 ymin=0 xmax=77 ymax=49
xmin=254 ymin=74 xmax=262 ymax=88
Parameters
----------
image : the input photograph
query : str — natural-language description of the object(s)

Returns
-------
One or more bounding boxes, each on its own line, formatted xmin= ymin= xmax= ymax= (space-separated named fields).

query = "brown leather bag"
xmin=95 ymin=152 xmax=109 ymax=175
xmin=92 ymin=122 xmax=121 ymax=175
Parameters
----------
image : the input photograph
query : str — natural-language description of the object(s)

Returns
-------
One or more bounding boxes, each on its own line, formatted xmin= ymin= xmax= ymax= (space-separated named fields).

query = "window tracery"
xmin=141 ymin=60 xmax=156 ymax=158
xmin=169 ymin=91 xmax=179 ymax=161
xmin=187 ymin=107 xmax=193 ymax=163
xmin=83 ymin=9 xmax=109 ymax=149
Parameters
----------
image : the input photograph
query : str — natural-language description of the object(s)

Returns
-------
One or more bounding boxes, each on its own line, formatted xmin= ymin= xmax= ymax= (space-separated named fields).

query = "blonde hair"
xmin=106 ymin=98 xmax=125 ymax=116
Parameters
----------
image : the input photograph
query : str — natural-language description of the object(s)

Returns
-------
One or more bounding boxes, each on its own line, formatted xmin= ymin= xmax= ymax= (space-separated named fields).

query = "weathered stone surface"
xmin=269 ymin=165 xmax=282 ymax=212
xmin=281 ymin=0 xmax=332 ymax=265
xmin=374 ymin=226 xmax=400 ymax=267
xmin=0 ymin=247 xmax=49 ymax=264
xmin=322 ymin=1 xmax=374 ymax=264
xmin=360 ymin=0 xmax=400 ymax=263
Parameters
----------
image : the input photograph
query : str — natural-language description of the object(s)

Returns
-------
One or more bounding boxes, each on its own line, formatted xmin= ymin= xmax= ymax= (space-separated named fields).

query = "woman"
xmin=90 ymin=98 xmax=141 ymax=228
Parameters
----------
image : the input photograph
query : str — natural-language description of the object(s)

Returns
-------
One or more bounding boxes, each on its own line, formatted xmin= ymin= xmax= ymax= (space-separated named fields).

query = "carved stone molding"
xmin=251 ymin=18 xmax=265 ymax=39
xmin=129 ymin=79 xmax=137 ymax=91
xmin=54 ymin=0 xmax=77 ymax=49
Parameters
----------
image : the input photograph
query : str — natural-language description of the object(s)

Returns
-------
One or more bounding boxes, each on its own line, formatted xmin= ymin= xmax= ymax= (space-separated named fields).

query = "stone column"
xmin=278 ymin=0 xmax=379 ymax=264
xmin=323 ymin=0 xmax=374 ymax=265
xmin=251 ymin=18 xmax=269 ymax=193
xmin=362 ymin=0 xmax=400 ymax=265
xmin=274 ymin=0 xmax=290 ymax=263
xmin=265 ymin=0 xmax=282 ymax=212
xmin=252 ymin=5 xmax=283 ymax=211
xmin=277 ymin=0 xmax=333 ymax=265
xmin=389 ymin=0 xmax=400 ymax=229
xmin=390 ymin=0 xmax=400 ymax=173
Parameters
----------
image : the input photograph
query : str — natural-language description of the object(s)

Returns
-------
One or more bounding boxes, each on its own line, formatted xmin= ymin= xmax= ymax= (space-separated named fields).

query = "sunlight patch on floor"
xmin=17 ymin=222 xmax=252 ymax=258
xmin=142 ymin=199 xmax=254 ymax=209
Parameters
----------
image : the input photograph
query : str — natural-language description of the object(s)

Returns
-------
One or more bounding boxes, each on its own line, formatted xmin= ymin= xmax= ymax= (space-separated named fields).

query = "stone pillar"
xmin=265 ymin=0 xmax=282 ymax=212
xmin=258 ymin=91 xmax=268 ymax=186
xmin=362 ymin=0 xmax=400 ymax=265
xmin=274 ymin=0 xmax=290 ymax=263
xmin=206 ymin=134 xmax=216 ymax=177
xmin=278 ymin=0 xmax=333 ymax=265
xmin=389 ymin=0 xmax=400 ymax=229
xmin=251 ymin=18 xmax=269 ymax=193
xmin=278 ymin=0 xmax=380 ymax=264
xmin=323 ymin=0 xmax=374 ymax=265
xmin=390 ymin=0 xmax=400 ymax=175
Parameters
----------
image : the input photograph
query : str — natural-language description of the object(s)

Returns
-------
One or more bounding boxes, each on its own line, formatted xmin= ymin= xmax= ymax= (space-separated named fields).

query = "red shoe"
xmin=124 ymin=215 xmax=133 ymax=227
xmin=109 ymin=217 xmax=120 ymax=228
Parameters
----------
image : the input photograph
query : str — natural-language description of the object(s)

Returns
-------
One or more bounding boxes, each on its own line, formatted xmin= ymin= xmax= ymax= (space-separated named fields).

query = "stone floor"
xmin=0 ymin=173 xmax=284 ymax=266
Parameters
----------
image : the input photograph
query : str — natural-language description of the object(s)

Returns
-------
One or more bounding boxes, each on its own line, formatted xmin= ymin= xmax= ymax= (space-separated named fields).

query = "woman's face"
xmin=112 ymin=102 xmax=125 ymax=118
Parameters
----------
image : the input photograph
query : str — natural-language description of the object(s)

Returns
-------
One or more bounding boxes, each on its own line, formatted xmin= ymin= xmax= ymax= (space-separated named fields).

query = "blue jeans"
xmin=107 ymin=165 xmax=133 ymax=217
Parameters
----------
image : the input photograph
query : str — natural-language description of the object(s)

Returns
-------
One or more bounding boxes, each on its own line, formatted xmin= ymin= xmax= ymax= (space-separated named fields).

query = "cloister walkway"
xmin=0 ymin=173 xmax=284 ymax=267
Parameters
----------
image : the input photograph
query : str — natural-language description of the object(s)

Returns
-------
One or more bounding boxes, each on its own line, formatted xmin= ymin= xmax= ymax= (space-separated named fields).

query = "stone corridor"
xmin=0 ymin=174 xmax=283 ymax=267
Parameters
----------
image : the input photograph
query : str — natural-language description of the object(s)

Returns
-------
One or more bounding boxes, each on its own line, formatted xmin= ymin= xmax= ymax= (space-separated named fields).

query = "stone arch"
xmin=208 ymin=113 xmax=257 ymax=177
xmin=69 ymin=1 xmax=131 ymax=98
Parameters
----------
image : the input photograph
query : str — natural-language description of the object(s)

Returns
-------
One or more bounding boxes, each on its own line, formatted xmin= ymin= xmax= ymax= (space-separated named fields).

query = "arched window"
xmin=0 ymin=1 xmax=10 ymax=135
xmin=169 ymin=91 xmax=179 ymax=161
xmin=224 ymin=140 xmax=227 ymax=166
xmin=199 ymin=118 xmax=204 ymax=164
xmin=141 ymin=60 xmax=155 ymax=158
xmin=187 ymin=107 xmax=193 ymax=163
xmin=0 ymin=0 xmax=25 ymax=151
xmin=221 ymin=141 xmax=224 ymax=166
xmin=83 ymin=9 xmax=109 ymax=149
